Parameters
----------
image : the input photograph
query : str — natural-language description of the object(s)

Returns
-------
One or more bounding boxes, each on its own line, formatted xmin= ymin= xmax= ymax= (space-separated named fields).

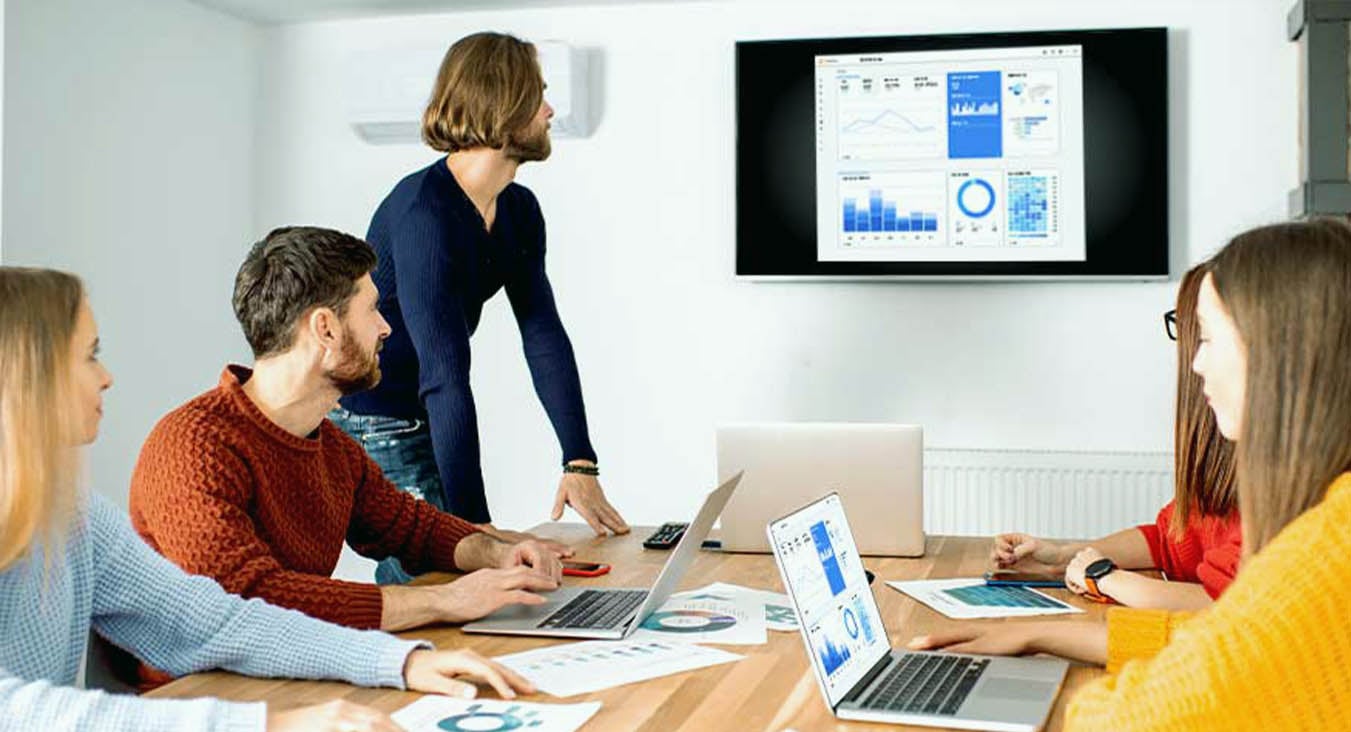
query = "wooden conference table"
xmin=149 ymin=524 xmax=1108 ymax=731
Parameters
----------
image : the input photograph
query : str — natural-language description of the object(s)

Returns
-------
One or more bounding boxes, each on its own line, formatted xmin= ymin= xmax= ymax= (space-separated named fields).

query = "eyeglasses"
xmin=1163 ymin=309 xmax=1178 ymax=341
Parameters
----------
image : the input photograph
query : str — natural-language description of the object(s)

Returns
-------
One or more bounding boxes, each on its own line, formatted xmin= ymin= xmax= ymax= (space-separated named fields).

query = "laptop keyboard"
xmin=538 ymin=589 xmax=648 ymax=630
xmin=861 ymin=653 xmax=990 ymax=716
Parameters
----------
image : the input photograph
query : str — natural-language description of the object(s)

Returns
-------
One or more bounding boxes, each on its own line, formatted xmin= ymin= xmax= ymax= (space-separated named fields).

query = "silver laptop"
xmin=718 ymin=423 xmax=924 ymax=556
xmin=769 ymin=493 xmax=1067 ymax=732
xmin=463 ymin=473 xmax=741 ymax=639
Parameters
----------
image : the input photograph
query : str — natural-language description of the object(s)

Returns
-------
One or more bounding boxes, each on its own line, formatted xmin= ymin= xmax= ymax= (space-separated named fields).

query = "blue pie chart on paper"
xmin=641 ymin=610 xmax=737 ymax=634
xmin=438 ymin=711 xmax=526 ymax=731
xmin=843 ymin=607 xmax=860 ymax=639
xmin=957 ymin=178 xmax=997 ymax=218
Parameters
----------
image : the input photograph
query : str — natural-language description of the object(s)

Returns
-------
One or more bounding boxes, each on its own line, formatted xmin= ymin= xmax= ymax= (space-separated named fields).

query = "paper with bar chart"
xmin=887 ymin=578 xmax=1084 ymax=620
xmin=814 ymin=44 xmax=1087 ymax=263
xmin=495 ymin=640 xmax=742 ymax=698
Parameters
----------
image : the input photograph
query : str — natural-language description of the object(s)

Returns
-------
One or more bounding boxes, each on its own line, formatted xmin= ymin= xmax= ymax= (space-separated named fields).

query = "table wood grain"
xmin=148 ymin=525 xmax=1107 ymax=731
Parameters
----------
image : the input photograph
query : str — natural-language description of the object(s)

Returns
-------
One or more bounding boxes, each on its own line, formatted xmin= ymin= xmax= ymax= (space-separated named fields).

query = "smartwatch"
xmin=1083 ymin=557 xmax=1118 ymax=603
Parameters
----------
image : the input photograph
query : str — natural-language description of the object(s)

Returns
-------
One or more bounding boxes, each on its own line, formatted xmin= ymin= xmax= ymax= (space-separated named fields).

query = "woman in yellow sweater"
xmin=911 ymin=217 xmax=1351 ymax=731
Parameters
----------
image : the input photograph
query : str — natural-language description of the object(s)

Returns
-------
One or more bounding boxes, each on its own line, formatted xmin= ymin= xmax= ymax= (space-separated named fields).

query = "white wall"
xmin=253 ymin=0 xmax=1297 ymax=536
xmin=2 ymin=0 xmax=260 ymax=506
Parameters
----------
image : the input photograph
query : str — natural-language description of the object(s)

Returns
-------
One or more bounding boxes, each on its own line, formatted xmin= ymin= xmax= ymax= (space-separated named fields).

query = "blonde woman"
xmin=0 ymin=268 xmax=533 ymax=732
xmin=912 ymin=218 xmax=1351 ymax=730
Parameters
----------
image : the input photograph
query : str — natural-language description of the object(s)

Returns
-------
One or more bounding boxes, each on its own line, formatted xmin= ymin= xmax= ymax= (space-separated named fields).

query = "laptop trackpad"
xmin=978 ymin=677 xmax=1057 ymax=702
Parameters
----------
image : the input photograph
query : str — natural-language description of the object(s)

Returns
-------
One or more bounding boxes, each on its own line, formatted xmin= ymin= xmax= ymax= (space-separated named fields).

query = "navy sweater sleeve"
xmin=505 ymin=194 xmax=598 ymax=467
xmin=385 ymin=206 xmax=491 ymax=522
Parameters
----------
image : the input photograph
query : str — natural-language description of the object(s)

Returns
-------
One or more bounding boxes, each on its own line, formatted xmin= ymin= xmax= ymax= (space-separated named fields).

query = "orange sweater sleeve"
xmin=130 ymin=422 xmax=385 ymax=630
xmin=1066 ymin=473 xmax=1351 ymax=731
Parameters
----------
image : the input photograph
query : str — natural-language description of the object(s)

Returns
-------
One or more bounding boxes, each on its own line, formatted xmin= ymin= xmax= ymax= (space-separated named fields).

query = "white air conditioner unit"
xmin=345 ymin=41 xmax=591 ymax=145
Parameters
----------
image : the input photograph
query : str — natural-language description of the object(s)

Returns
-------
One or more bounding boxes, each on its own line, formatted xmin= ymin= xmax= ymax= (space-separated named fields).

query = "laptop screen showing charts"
xmin=769 ymin=493 xmax=889 ymax=707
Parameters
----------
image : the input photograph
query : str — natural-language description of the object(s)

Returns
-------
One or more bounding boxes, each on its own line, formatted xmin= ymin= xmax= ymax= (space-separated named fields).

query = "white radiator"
xmin=923 ymin=448 xmax=1174 ymax=539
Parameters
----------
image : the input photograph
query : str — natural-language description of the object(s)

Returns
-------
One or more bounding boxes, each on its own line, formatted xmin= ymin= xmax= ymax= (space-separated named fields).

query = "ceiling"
xmin=189 ymin=0 xmax=703 ymax=24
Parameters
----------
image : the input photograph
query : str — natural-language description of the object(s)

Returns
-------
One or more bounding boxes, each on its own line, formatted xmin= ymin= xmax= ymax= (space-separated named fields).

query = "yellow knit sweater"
xmin=1066 ymin=472 xmax=1351 ymax=730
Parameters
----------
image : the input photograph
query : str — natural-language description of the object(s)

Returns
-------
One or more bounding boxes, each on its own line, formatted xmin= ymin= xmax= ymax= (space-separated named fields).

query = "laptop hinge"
xmin=840 ymin=653 xmax=895 ymax=707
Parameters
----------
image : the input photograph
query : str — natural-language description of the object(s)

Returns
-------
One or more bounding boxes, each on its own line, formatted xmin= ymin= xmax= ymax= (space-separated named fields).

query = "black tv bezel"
xmin=734 ymin=27 xmax=1169 ymax=280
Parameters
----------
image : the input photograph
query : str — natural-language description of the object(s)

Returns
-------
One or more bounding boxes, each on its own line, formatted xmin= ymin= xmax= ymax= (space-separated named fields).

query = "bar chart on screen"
xmin=838 ymin=171 xmax=945 ymax=247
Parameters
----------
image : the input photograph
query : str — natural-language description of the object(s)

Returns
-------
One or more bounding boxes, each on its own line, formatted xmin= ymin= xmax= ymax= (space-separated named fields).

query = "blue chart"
xmin=948 ymin=71 xmax=1002 ymax=159
xmin=1004 ymin=71 xmax=1061 ymax=154
xmin=1008 ymin=174 xmax=1050 ymax=237
xmin=942 ymin=585 xmax=1068 ymax=609
xmin=843 ymin=190 xmax=939 ymax=233
xmin=947 ymin=172 xmax=1003 ymax=246
xmin=640 ymin=610 xmax=738 ymax=634
xmin=842 ymin=607 xmax=860 ymax=639
xmin=850 ymin=597 xmax=876 ymax=644
xmin=818 ymin=628 xmax=853 ymax=675
xmin=956 ymin=178 xmax=996 ymax=219
xmin=811 ymin=521 xmax=847 ymax=596
xmin=437 ymin=703 xmax=537 ymax=731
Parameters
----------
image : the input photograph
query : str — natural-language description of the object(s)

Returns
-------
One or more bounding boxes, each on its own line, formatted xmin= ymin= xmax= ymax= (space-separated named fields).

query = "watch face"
xmin=1086 ymin=558 xmax=1116 ymax=580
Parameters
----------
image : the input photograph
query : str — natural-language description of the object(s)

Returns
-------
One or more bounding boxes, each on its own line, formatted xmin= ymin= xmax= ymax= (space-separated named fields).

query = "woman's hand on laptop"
xmin=908 ymin=621 xmax=1107 ymax=666
xmin=908 ymin=623 xmax=1040 ymax=657
xmin=403 ymin=648 xmax=537 ymax=700
xmin=991 ymin=533 xmax=1073 ymax=573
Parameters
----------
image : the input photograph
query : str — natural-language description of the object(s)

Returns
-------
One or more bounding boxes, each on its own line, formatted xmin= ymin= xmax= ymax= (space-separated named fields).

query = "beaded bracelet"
xmin=562 ymin=463 xmax=600 ymax=476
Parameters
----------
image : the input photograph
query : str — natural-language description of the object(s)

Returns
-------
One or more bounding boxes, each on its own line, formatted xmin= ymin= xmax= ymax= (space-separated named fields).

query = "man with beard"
xmin=128 ymin=227 xmax=562 ymax=688
xmin=334 ymin=32 xmax=629 ymax=586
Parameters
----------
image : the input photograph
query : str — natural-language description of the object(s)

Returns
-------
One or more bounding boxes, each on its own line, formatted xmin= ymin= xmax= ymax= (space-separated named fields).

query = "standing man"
xmin=335 ymin=32 xmax=628 ymax=585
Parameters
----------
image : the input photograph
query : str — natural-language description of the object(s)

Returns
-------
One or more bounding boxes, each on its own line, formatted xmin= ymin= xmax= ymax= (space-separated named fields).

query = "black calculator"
xmin=642 ymin=522 xmax=688 ymax=549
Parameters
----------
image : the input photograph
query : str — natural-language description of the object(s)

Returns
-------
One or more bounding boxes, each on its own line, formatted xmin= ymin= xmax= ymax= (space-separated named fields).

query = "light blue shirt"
xmin=0 ymin=493 xmax=426 ymax=731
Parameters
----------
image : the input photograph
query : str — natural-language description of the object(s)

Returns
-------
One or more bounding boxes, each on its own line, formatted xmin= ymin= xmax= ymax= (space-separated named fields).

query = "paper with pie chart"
xmin=628 ymin=586 xmax=768 ymax=645
xmin=688 ymin=582 xmax=800 ymax=632
xmin=390 ymin=696 xmax=600 ymax=732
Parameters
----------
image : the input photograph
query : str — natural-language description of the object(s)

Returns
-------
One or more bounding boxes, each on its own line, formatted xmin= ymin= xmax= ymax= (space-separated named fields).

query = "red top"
xmin=1136 ymin=500 xmax=1242 ymax=599
xmin=130 ymin=366 xmax=481 ymax=630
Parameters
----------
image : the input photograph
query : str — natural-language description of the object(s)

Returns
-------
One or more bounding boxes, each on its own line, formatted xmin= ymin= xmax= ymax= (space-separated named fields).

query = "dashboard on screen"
xmin=736 ymin=27 xmax=1167 ymax=279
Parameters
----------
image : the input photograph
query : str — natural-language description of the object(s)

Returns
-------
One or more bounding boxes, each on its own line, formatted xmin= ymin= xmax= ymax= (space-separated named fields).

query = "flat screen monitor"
xmin=735 ymin=27 xmax=1168 ymax=279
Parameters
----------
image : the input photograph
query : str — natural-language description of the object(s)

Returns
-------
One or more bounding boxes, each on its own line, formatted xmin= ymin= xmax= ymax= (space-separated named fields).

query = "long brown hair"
xmin=1208 ymin=218 xmax=1351 ymax=554
xmin=421 ymin=32 xmax=543 ymax=153
xmin=0 ymin=267 xmax=84 ymax=571
xmin=1171 ymin=265 xmax=1238 ymax=537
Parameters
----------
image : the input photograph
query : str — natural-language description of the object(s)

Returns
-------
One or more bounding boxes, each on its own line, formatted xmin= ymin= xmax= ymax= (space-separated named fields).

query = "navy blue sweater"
xmin=341 ymin=158 xmax=596 ymax=523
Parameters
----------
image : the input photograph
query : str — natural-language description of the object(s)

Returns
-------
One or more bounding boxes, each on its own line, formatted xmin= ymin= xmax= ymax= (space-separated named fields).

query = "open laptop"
xmin=769 ymin=493 xmax=1067 ymax=732
xmin=718 ymin=423 xmax=924 ymax=556
xmin=463 ymin=472 xmax=741 ymax=639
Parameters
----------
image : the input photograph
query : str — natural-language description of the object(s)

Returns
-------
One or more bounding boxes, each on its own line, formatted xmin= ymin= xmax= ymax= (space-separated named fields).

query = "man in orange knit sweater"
xmin=130 ymin=227 xmax=565 ymax=651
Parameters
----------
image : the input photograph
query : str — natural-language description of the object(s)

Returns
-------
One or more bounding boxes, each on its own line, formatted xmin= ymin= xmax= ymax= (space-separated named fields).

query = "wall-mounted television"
xmin=735 ymin=27 xmax=1168 ymax=279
